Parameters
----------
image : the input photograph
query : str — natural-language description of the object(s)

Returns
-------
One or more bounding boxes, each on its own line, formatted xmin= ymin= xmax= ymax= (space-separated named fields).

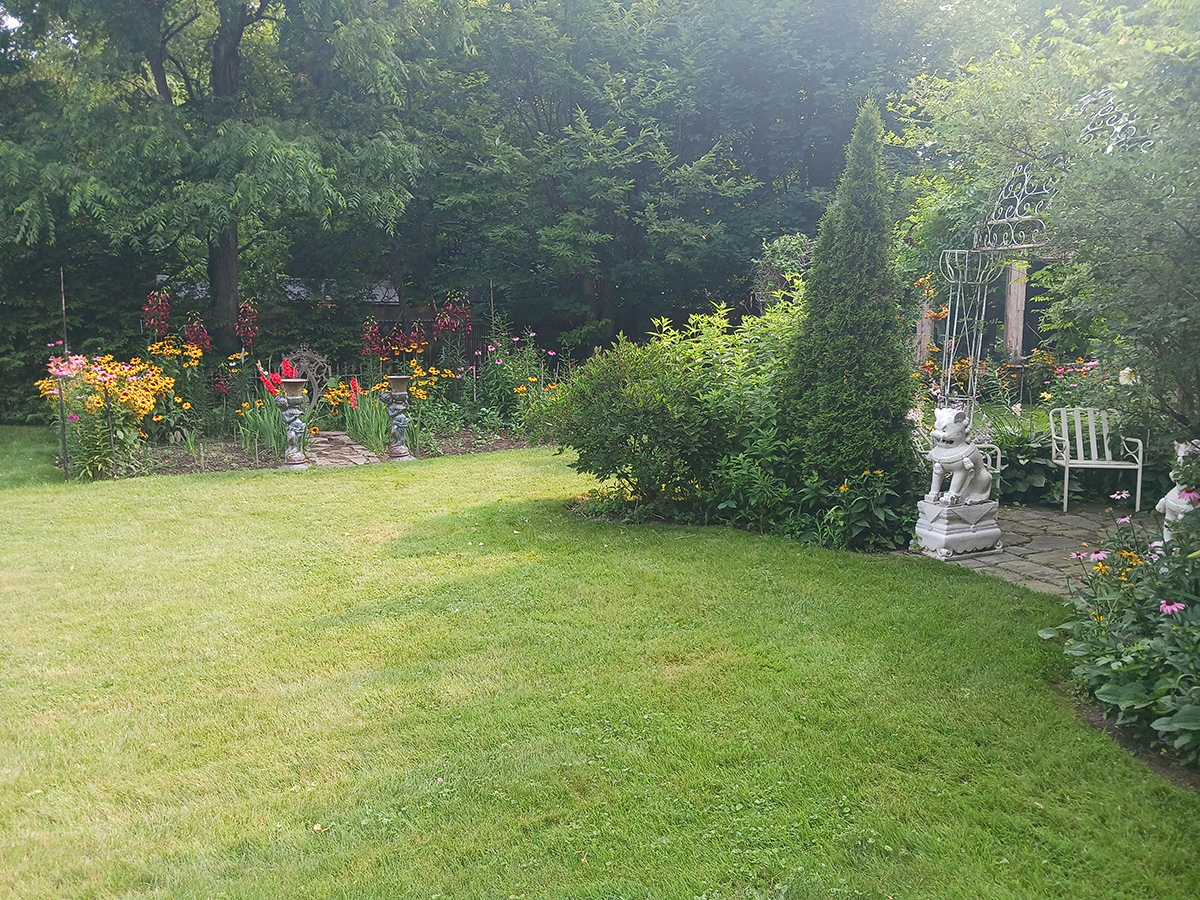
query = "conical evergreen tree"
xmin=787 ymin=100 xmax=914 ymax=484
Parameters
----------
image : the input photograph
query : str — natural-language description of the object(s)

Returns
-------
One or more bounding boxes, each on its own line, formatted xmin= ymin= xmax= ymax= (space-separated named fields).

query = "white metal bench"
xmin=1048 ymin=407 xmax=1143 ymax=511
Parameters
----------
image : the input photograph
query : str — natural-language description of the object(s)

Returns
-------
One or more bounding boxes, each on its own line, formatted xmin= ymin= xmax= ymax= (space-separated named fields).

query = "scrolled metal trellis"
xmin=933 ymin=85 xmax=1149 ymax=424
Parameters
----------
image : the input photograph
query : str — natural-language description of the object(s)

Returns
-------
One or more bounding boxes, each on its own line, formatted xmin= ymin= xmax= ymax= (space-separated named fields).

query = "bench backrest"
xmin=1049 ymin=407 xmax=1120 ymax=462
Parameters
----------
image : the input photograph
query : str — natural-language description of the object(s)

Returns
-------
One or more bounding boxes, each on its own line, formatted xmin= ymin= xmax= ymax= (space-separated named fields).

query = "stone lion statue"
xmin=925 ymin=408 xmax=993 ymax=506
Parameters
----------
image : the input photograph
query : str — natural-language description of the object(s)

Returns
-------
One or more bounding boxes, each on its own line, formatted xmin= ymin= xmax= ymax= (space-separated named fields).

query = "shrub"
xmin=785 ymin=101 xmax=915 ymax=489
xmin=1041 ymin=504 xmax=1200 ymax=768
xmin=531 ymin=326 xmax=731 ymax=517
xmin=973 ymin=406 xmax=1057 ymax=505
xmin=537 ymin=300 xmax=915 ymax=550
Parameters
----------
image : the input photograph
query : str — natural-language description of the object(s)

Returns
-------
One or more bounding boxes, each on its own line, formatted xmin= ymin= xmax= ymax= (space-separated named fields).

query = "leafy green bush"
xmin=973 ymin=406 xmax=1057 ymax=505
xmin=1041 ymin=506 xmax=1200 ymax=768
xmin=531 ymin=325 xmax=732 ymax=517
xmin=536 ymin=301 xmax=915 ymax=550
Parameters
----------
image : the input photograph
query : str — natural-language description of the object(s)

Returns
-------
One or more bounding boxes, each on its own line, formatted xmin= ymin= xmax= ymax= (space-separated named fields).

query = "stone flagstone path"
xmin=306 ymin=430 xmax=382 ymax=467
xmin=943 ymin=502 xmax=1132 ymax=597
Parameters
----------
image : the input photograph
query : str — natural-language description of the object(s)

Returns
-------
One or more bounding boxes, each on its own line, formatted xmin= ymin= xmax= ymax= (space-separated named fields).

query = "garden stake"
xmin=55 ymin=375 xmax=70 ymax=481
xmin=104 ymin=380 xmax=117 ymax=479
xmin=60 ymin=267 xmax=69 ymax=352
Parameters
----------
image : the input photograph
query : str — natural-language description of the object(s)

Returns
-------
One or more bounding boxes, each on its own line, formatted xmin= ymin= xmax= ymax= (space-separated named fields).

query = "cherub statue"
xmin=275 ymin=395 xmax=307 ymax=463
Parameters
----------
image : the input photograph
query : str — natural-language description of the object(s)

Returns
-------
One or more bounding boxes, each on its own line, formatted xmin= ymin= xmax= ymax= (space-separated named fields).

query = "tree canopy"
xmin=904 ymin=0 xmax=1200 ymax=434
xmin=1 ymin=0 xmax=940 ymax=350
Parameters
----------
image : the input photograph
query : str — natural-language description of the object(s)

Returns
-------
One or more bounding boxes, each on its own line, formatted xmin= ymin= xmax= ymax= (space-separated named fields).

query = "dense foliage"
xmin=1044 ymin=505 xmax=1200 ymax=768
xmin=785 ymin=100 xmax=915 ymax=489
xmin=535 ymin=301 xmax=914 ymax=550
xmin=903 ymin=0 xmax=1200 ymax=439
xmin=1 ymin=0 xmax=945 ymax=423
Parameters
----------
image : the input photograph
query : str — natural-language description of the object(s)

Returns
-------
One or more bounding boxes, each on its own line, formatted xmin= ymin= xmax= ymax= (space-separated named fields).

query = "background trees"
xmin=903 ymin=0 xmax=1200 ymax=435
xmin=0 ymin=0 xmax=938 ymax=376
xmin=0 ymin=0 xmax=434 ymax=347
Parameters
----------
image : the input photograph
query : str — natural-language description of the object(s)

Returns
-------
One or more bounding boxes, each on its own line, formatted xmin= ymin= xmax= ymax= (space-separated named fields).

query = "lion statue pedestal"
xmin=915 ymin=408 xmax=1002 ymax=559
xmin=915 ymin=500 xmax=1003 ymax=559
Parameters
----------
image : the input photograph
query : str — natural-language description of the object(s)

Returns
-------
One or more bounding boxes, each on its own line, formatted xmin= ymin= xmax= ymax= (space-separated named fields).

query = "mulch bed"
xmin=141 ymin=427 xmax=537 ymax=476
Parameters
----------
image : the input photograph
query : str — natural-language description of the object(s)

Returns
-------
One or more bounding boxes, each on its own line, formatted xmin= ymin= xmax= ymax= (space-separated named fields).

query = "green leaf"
xmin=1094 ymin=682 xmax=1153 ymax=710
xmin=1151 ymin=705 xmax=1200 ymax=734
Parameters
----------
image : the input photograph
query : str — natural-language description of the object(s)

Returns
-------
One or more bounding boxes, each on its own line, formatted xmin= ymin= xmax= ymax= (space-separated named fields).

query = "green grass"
xmin=1 ymin=428 xmax=1198 ymax=899
xmin=0 ymin=424 xmax=62 ymax=488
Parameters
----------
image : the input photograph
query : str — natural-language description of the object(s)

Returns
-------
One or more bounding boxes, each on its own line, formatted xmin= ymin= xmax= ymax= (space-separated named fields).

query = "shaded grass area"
xmin=0 ymin=425 xmax=61 ymax=488
xmin=0 ymin=446 xmax=1198 ymax=899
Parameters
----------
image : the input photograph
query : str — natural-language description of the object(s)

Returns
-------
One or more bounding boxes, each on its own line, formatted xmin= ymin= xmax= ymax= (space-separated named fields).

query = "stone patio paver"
xmin=931 ymin=502 xmax=1157 ymax=597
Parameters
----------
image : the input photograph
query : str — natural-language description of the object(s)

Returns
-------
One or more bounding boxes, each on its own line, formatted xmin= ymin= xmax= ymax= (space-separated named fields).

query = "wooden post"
xmin=1004 ymin=262 xmax=1027 ymax=360
xmin=915 ymin=298 xmax=935 ymax=363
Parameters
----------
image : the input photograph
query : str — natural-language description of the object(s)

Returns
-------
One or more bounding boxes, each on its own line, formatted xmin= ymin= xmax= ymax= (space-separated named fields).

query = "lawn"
xmin=1 ymin=426 xmax=1198 ymax=899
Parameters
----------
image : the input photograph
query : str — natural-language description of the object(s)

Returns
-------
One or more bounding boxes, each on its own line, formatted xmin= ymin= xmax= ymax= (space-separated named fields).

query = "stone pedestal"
xmin=914 ymin=500 xmax=1003 ymax=559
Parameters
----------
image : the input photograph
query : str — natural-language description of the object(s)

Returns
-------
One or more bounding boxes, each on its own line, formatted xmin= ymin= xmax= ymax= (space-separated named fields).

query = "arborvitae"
xmin=786 ymin=100 xmax=914 ymax=484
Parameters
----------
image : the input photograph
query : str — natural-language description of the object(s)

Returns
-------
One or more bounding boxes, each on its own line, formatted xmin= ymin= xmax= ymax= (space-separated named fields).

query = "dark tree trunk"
xmin=208 ymin=222 xmax=239 ymax=347
xmin=206 ymin=4 xmax=251 ymax=350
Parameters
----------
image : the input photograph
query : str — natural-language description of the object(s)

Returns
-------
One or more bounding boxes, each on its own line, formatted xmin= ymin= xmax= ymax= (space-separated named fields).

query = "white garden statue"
xmin=925 ymin=408 xmax=993 ymax=505
xmin=914 ymin=407 xmax=1002 ymax=559
xmin=1156 ymin=440 xmax=1200 ymax=543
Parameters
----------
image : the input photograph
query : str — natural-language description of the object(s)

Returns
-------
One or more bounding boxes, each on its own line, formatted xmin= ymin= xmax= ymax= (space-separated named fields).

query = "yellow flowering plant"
xmin=36 ymin=353 xmax=175 ymax=478
xmin=1042 ymin=504 xmax=1200 ymax=767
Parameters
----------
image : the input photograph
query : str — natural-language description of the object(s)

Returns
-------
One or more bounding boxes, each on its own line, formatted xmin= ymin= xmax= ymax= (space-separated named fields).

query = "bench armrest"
xmin=1120 ymin=435 xmax=1144 ymax=463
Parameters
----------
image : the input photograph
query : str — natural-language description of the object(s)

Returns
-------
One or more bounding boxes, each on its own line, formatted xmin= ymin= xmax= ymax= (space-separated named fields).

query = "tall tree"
xmin=384 ymin=0 xmax=944 ymax=338
xmin=0 ymin=0 xmax=437 ymax=347
xmin=786 ymin=99 xmax=914 ymax=482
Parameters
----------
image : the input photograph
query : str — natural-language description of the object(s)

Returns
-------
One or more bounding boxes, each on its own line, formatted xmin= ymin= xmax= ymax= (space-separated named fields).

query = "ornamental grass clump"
xmin=324 ymin=377 xmax=391 ymax=457
xmin=1041 ymin=497 xmax=1200 ymax=768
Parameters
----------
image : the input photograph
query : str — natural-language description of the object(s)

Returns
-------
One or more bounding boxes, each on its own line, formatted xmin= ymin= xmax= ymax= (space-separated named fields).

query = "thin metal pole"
xmin=56 ymin=376 xmax=70 ymax=482
xmin=104 ymin=381 xmax=117 ymax=479
xmin=60 ymin=268 xmax=69 ymax=353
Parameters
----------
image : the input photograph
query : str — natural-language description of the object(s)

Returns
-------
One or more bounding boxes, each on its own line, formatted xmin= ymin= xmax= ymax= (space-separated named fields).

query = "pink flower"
xmin=1116 ymin=516 xmax=1131 ymax=524
xmin=67 ymin=413 xmax=79 ymax=422
xmin=487 ymin=345 xmax=495 ymax=352
xmin=1069 ymin=551 xmax=1088 ymax=560
xmin=547 ymin=350 xmax=556 ymax=356
xmin=529 ymin=331 xmax=536 ymax=337
xmin=512 ymin=336 xmax=520 ymax=342
xmin=494 ymin=358 xmax=503 ymax=365
xmin=1089 ymin=550 xmax=1110 ymax=561
xmin=1111 ymin=490 xmax=1130 ymax=500
xmin=1161 ymin=600 xmax=1186 ymax=615
xmin=1180 ymin=489 xmax=1200 ymax=503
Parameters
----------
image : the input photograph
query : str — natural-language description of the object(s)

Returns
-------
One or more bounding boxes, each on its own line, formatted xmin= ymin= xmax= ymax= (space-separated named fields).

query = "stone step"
xmin=306 ymin=431 xmax=382 ymax=467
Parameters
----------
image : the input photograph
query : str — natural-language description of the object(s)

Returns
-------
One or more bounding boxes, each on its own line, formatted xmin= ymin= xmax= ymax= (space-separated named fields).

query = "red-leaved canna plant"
xmin=143 ymin=289 xmax=171 ymax=338
xmin=235 ymin=300 xmax=259 ymax=349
